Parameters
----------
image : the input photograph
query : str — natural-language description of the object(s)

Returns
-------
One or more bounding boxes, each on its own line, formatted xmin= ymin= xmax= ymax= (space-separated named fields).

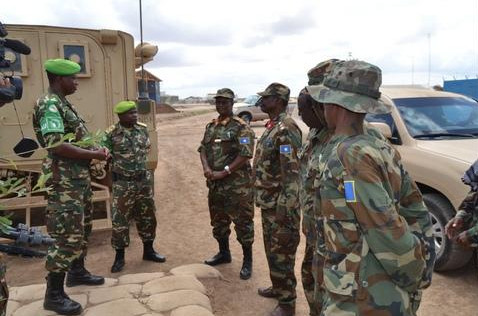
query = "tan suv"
xmin=366 ymin=86 xmax=478 ymax=271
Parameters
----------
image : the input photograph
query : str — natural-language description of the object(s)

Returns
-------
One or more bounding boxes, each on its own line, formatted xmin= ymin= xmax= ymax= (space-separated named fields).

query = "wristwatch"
xmin=224 ymin=165 xmax=232 ymax=174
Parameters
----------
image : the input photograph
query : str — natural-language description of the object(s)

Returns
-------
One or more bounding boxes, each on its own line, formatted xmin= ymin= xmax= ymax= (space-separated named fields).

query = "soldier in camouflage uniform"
xmin=253 ymin=83 xmax=301 ymax=316
xmin=301 ymin=60 xmax=397 ymax=314
xmin=199 ymin=88 xmax=255 ymax=280
xmin=307 ymin=60 xmax=434 ymax=316
xmin=103 ymin=100 xmax=166 ymax=273
xmin=446 ymin=161 xmax=478 ymax=247
xmin=297 ymin=59 xmax=339 ymax=316
xmin=32 ymin=59 xmax=108 ymax=315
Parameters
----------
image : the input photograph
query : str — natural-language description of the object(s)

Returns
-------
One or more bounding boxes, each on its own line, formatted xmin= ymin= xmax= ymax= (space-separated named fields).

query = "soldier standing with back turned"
xmin=199 ymin=88 xmax=255 ymax=280
xmin=103 ymin=100 xmax=166 ymax=273
xmin=33 ymin=59 xmax=108 ymax=315
xmin=254 ymin=83 xmax=302 ymax=316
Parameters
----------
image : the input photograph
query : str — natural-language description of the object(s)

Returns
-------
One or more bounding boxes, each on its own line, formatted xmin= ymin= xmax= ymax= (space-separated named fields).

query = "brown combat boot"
xmin=269 ymin=304 xmax=295 ymax=316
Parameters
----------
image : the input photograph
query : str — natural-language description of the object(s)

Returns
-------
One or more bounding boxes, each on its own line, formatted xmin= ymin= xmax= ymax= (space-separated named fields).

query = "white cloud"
xmin=2 ymin=0 xmax=478 ymax=97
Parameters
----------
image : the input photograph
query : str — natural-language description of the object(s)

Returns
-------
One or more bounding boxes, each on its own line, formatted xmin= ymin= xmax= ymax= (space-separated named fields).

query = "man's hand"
xmin=211 ymin=170 xmax=228 ymax=181
xmin=93 ymin=147 xmax=110 ymax=161
xmin=456 ymin=231 xmax=471 ymax=248
xmin=445 ymin=217 xmax=464 ymax=239
xmin=203 ymin=166 xmax=213 ymax=179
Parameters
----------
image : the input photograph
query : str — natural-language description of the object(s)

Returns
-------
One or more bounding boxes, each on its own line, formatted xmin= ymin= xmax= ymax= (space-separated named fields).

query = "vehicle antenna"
xmin=138 ymin=0 xmax=148 ymax=99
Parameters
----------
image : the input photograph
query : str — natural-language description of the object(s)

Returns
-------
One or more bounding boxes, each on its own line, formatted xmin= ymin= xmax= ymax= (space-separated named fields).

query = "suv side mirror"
xmin=369 ymin=122 xmax=392 ymax=139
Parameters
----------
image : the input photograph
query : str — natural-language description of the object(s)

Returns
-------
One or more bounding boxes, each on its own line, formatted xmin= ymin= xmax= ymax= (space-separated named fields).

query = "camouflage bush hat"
xmin=307 ymin=60 xmax=391 ymax=114
xmin=44 ymin=59 xmax=81 ymax=76
xmin=257 ymin=82 xmax=290 ymax=102
xmin=214 ymin=88 xmax=235 ymax=99
xmin=114 ymin=100 xmax=137 ymax=114
xmin=307 ymin=58 xmax=341 ymax=85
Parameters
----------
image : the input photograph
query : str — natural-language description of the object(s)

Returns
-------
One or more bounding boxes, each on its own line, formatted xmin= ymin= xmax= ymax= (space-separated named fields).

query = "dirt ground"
xmin=6 ymin=108 xmax=478 ymax=315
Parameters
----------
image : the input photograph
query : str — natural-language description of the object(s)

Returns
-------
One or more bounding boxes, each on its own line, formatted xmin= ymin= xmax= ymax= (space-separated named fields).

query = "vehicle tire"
xmin=423 ymin=193 xmax=473 ymax=271
xmin=239 ymin=113 xmax=252 ymax=124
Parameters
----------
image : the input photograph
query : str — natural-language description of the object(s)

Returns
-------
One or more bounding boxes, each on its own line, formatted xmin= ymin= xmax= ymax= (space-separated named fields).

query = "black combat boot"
xmin=44 ymin=272 xmax=82 ymax=315
xmin=239 ymin=244 xmax=253 ymax=280
xmin=204 ymin=238 xmax=232 ymax=266
xmin=66 ymin=256 xmax=105 ymax=287
xmin=111 ymin=248 xmax=125 ymax=273
xmin=143 ymin=241 xmax=166 ymax=262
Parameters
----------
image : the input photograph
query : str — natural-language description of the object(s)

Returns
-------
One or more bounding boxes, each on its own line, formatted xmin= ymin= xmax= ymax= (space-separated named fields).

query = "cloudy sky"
xmin=2 ymin=0 xmax=478 ymax=98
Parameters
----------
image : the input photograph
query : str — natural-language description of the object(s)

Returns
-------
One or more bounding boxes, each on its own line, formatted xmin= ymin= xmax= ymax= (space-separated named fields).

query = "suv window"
xmin=394 ymin=97 xmax=478 ymax=138
xmin=365 ymin=113 xmax=401 ymax=144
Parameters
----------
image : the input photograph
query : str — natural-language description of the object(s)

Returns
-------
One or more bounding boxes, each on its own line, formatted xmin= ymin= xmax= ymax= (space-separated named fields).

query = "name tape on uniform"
xmin=344 ymin=180 xmax=357 ymax=203
xmin=279 ymin=144 xmax=291 ymax=154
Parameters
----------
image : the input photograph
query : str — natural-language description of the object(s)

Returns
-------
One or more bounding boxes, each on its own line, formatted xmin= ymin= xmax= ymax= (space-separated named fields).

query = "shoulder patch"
xmin=279 ymin=144 xmax=292 ymax=154
xmin=344 ymin=180 xmax=357 ymax=202
xmin=239 ymin=137 xmax=250 ymax=144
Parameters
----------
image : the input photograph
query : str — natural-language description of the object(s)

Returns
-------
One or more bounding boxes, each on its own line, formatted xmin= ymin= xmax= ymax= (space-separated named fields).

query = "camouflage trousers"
xmin=301 ymin=211 xmax=318 ymax=315
xmin=45 ymin=178 xmax=92 ymax=273
xmin=0 ymin=261 xmax=7 ymax=316
xmin=111 ymin=174 xmax=157 ymax=249
xmin=312 ymin=247 xmax=325 ymax=316
xmin=261 ymin=207 xmax=300 ymax=307
xmin=208 ymin=182 xmax=254 ymax=246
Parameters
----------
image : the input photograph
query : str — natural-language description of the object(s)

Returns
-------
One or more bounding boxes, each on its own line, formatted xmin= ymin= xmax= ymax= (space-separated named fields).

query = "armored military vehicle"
xmin=0 ymin=24 xmax=159 ymax=231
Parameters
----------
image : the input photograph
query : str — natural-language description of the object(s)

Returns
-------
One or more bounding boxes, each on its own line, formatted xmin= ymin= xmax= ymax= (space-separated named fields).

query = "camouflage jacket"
xmin=455 ymin=190 xmax=478 ymax=245
xmin=102 ymin=122 xmax=150 ymax=177
xmin=253 ymin=112 xmax=302 ymax=225
xmin=32 ymin=90 xmax=90 ymax=180
xmin=299 ymin=128 xmax=327 ymax=239
xmin=318 ymin=133 xmax=428 ymax=305
xmin=198 ymin=116 xmax=255 ymax=187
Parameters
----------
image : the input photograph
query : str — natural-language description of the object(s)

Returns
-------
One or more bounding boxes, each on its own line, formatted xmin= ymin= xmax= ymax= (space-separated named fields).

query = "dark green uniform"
xmin=253 ymin=112 xmax=302 ymax=308
xmin=198 ymin=116 xmax=255 ymax=246
xmin=102 ymin=122 xmax=157 ymax=248
xmin=33 ymin=90 xmax=93 ymax=273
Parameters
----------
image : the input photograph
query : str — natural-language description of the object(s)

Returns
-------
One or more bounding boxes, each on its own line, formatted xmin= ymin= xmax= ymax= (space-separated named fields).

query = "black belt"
xmin=112 ymin=171 xmax=147 ymax=182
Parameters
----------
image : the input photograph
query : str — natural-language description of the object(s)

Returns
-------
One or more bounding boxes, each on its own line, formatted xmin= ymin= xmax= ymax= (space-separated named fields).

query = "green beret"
xmin=114 ymin=100 xmax=137 ymax=114
xmin=44 ymin=59 xmax=81 ymax=76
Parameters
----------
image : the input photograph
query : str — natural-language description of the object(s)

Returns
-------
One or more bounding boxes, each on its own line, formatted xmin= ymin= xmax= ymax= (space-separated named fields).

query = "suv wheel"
xmin=239 ymin=113 xmax=252 ymax=124
xmin=423 ymin=193 xmax=472 ymax=271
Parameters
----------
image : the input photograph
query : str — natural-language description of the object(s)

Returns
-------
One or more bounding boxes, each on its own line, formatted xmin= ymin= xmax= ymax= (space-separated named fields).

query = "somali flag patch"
xmin=279 ymin=144 xmax=291 ymax=154
xmin=239 ymin=137 xmax=250 ymax=144
xmin=344 ymin=180 xmax=356 ymax=202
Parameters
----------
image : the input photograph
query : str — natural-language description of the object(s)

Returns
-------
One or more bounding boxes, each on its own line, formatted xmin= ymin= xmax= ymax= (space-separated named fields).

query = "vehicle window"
xmin=394 ymin=97 xmax=478 ymax=138
xmin=365 ymin=113 xmax=400 ymax=143
xmin=244 ymin=95 xmax=260 ymax=105
xmin=365 ymin=113 xmax=394 ymax=128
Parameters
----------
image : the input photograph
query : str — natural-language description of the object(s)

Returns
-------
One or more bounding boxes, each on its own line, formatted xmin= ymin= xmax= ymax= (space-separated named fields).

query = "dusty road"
xmin=6 ymin=109 xmax=478 ymax=315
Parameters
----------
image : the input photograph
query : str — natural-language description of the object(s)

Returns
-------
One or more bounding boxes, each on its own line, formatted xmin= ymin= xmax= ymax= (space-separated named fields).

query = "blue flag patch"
xmin=280 ymin=144 xmax=291 ymax=154
xmin=344 ymin=180 xmax=356 ymax=202
xmin=239 ymin=137 xmax=250 ymax=144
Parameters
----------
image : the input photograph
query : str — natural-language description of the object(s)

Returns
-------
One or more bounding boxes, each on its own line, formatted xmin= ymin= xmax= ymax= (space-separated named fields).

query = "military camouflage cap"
xmin=44 ymin=59 xmax=81 ymax=76
xmin=214 ymin=88 xmax=235 ymax=99
xmin=307 ymin=59 xmax=341 ymax=85
xmin=307 ymin=60 xmax=391 ymax=114
xmin=114 ymin=100 xmax=137 ymax=114
xmin=257 ymin=82 xmax=290 ymax=102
